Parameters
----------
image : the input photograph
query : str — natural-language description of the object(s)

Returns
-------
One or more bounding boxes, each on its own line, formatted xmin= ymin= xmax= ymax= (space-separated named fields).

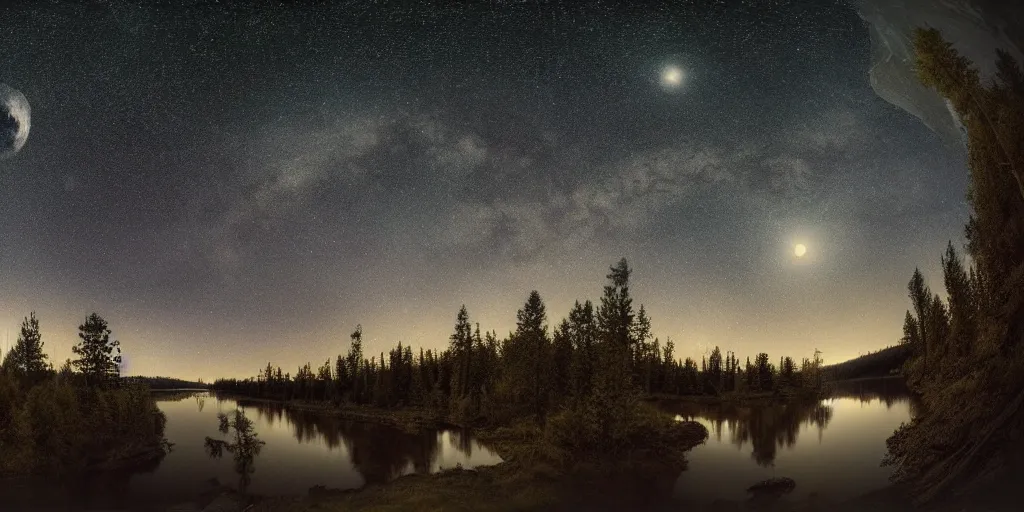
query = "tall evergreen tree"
xmin=2 ymin=313 xmax=48 ymax=383
xmin=346 ymin=325 xmax=364 ymax=402
xmin=71 ymin=313 xmax=121 ymax=385
xmin=449 ymin=306 xmax=473 ymax=400
xmin=567 ymin=300 xmax=597 ymax=399
xmin=514 ymin=291 xmax=549 ymax=416
xmin=551 ymin=319 xmax=573 ymax=400
xmin=596 ymin=259 xmax=635 ymax=397
xmin=707 ymin=346 xmax=723 ymax=394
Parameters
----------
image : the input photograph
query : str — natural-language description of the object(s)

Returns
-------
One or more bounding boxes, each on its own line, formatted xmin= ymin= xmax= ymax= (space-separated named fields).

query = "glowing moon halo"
xmin=660 ymin=65 xmax=684 ymax=89
xmin=794 ymin=244 xmax=807 ymax=257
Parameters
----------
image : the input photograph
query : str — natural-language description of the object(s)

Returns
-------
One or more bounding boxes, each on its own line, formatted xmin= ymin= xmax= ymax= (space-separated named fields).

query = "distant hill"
xmin=124 ymin=375 xmax=209 ymax=390
xmin=824 ymin=344 xmax=912 ymax=381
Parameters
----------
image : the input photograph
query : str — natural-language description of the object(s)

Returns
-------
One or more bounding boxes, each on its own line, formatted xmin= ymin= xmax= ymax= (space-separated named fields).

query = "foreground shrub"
xmin=0 ymin=376 xmax=168 ymax=476
xmin=543 ymin=394 xmax=708 ymax=475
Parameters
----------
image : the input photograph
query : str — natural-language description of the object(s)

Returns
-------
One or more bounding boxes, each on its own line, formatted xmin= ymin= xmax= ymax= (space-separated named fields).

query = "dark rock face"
xmin=851 ymin=0 xmax=1024 ymax=150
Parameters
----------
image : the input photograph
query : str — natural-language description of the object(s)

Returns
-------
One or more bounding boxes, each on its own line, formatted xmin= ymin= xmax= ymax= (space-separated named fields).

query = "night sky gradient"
xmin=0 ymin=1 xmax=967 ymax=380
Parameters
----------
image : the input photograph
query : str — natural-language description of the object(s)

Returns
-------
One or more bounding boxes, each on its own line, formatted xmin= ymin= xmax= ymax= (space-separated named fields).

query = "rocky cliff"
xmin=852 ymin=0 xmax=1023 ymax=149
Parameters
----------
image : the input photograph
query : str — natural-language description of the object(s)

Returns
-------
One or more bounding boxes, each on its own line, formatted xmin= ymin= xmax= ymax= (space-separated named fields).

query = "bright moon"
xmin=661 ymin=65 xmax=684 ymax=88
xmin=794 ymin=244 xmax=807 ymax=257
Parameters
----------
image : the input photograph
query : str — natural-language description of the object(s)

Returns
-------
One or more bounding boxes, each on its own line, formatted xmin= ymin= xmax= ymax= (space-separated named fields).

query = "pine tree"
xmin=71 ymin=313 xmax=121 ymax=386
xmin=551 ymin=319 xmax=573 ymax=400
xmin=914 ymin=28 xmax=1024 ymax=286
xmin=567 ymin=300 xmax=597 ymax=399
xmin=708 ymin=346 xmax=723 ymax=394
xmin=514 ymin=291 xmax=549 ymax=417
xmin=449 ymin=306 xmax=473 ymax=400
xmin=2 ymin=313 xmax=48 ymax=383
xmin=631 ymin=304 xmax=652 ymax=388
xmin=595 ymin=258 xmax=635 ymax=397
xmin=662 ymin=338 xmax=676 ymax=394
xmin=346 ymin=325 xmax=364 ymax=403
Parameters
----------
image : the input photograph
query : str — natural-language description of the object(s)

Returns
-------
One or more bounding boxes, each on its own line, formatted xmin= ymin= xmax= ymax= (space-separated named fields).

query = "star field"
xmin=0 ymin=1 xmax=967 ymax=380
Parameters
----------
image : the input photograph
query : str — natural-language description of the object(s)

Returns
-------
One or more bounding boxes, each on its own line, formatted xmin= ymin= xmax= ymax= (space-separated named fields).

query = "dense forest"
xmin=213 ymin=259 xmax=827 ymax=427
xmin=881 ymin=29 xmax=1024 ymax=504
xmin=822 ymin=344 xmax=912 ymax=381
xmin=0 ymin=313 xmax=168 ymax=475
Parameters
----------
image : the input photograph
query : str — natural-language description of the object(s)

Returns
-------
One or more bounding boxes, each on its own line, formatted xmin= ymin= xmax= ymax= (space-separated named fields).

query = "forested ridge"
xmin=823 ymin=344 xmax=912 ymax=381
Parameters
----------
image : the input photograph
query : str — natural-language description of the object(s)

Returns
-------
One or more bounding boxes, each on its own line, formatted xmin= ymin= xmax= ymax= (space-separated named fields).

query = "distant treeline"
xmin=823 ymin=344 xmax=912 ymax=382
xmin=124 ymin=375 xmax=208 ymax=390
xmin=213 ymin=259 xmax=827 ymax=427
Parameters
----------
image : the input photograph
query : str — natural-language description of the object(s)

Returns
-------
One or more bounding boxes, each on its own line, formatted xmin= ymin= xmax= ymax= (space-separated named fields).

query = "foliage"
xmin=0 ymin=373 xmax=167 ymax=476
xmin=1 ymin=312 xmax=50 ymax=385
xmin=0 ymin=313 xmax=167 ymax=477
xmin=882 ymin=28 xmax=1024 ymax=503
xmin=71 ymin=313 xmax=122 ymax=386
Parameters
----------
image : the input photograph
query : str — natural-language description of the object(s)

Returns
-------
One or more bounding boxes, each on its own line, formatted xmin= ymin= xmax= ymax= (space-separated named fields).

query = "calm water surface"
xmin=3 ymin=378 xmax=915 ymax=510
xmin=668 ymin=377 xmax=918 ymax=507
xmin=146 ymin=393 xmax=501 ymax=497
xmin=3 ymin=392 xmax=501 ymax=510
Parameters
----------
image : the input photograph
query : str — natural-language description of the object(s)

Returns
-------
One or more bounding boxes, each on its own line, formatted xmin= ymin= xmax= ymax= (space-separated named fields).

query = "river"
xmin=668 ymin=376 xmax=919 ymax=507
xmin=1 ymin=378 xmax=916 ymax=510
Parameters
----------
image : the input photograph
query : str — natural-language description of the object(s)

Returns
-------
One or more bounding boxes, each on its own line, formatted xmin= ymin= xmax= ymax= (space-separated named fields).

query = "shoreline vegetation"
xmin=0 ymin=313 xmax=169 ymax=478
xmin=877 ymin=28 xmax=1024 ymax=510
xmin=208 ymin=258 xmax=828 ymax=511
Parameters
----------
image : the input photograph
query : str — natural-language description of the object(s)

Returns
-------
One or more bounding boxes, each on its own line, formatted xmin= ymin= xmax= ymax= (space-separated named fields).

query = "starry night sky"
xmin=0 ymin=1 xmax=968 ymax=380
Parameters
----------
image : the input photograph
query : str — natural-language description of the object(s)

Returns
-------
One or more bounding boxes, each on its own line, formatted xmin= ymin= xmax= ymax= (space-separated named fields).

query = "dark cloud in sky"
xmin=0 ymin=1 xmax=967 ymax=379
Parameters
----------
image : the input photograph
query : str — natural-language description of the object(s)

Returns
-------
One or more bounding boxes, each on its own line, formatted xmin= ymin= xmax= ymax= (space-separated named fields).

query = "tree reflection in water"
xmin=669 ymin=379 xmax=919 ymax=468
xmin=243 ymin=401 xmax=483 ymax=485
xmin=672 ymin=400 xmax=835 ymax=468
xmin=829 ymin=376 xmax=922 ymax=416
xmin=204 ymin=409 xmax=266 ymax=494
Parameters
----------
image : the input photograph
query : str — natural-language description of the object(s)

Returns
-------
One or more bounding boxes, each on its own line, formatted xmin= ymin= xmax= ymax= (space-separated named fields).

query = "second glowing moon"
xmin=661 ymin=65 xmax=685 ymax=90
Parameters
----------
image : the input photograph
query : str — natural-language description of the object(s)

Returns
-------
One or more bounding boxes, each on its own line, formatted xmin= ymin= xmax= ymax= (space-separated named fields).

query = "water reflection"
xmin=669 ymin=378 xmax=919 ymax=506
xmin=240 ymin=399 xmax=484 ymax=485
xmin=204 ymin=410 xmax=266 ymax=494
xmin=671 ymin=399 xmax=834 ymax=467
xmin=829 ymin=376 xmax=922 ymax=414
xmin=4 ymin=392 xmax=502 ymax=509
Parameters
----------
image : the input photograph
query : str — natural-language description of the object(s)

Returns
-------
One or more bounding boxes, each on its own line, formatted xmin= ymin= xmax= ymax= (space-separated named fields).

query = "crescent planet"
xmin=0 ymin=83 xmax=31 ymax=160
